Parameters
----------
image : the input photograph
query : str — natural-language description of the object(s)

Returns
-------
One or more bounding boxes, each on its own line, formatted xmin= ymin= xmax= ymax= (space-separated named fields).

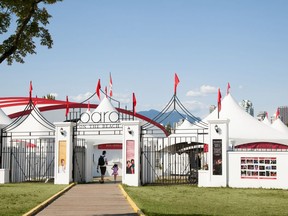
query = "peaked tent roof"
xmin=204 ymin=94 xmax=288 ymax=146
xmin=94 ymin=97 xmax=118 ymax=113
xmin=4 ymin=105 xmax=55 ymax=133
xmin=176 ymin=119 xmax=194 ymax=131
xmin=0 ymin=108 xmax=12 ymax=127
xmin=91 ymin=97 xmax=119 ymax=123
xmin=271 ymin=118 xmax=288 ymax=134
xmin=262 ymin=116 xmax=271 ymax=126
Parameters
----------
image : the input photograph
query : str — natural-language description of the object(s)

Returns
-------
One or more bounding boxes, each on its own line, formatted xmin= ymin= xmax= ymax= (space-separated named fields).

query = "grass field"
xmin=123 ymin=185 xmax=288 ymax=216
xmin=0 ymin=183 xmax=67 ymax=216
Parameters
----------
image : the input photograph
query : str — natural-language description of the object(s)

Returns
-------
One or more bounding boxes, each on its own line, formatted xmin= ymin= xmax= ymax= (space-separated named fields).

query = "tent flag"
xmin=276 ymin=108 xmax=280 ymax=119
xmin=174 ymin=73 xmax=180 ymax=95
xmin=226 ymin=82 xmax=231 ymax=95
xmin=133 ymin=92 xmax=137 ymax=116
xmin=65 ymin=96 xmax=69 ymax=117
xmin=105 ymin=86 xmax=108 ymax=97
xmin=217 ymin=88 xmax=222 ymax=118
xmin=204 ymin=144 xmax=208 ymax=153
xmin=29 ymin=81 xmax=33 ymax=100
xmin=109 ymin=72 xmax=113 ymax=97
xmin=96 ymin=79 xmax=101 ymax=100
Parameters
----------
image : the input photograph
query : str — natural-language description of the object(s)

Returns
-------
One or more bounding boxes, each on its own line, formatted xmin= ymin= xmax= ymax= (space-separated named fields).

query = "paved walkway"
xmin=36 ymin=178 xmax=138 ymax=216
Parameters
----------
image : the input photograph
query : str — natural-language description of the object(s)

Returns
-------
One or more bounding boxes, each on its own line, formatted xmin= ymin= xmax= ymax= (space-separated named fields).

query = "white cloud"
xmin=71 ymin=92 xmax=94 ymax=102
xmin=113 ymin=93 xmax=130 ymax=104
xmin=186 ymin=85 xmax=217 ymax=97
xmin=182 ymin=100 xmax=207 ymax=112
xmin=200 ymin=85 xmax=217 ymax=94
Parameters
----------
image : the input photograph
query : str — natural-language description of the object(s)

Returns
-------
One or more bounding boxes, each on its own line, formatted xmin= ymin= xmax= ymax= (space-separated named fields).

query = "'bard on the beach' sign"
xmin=80 ymin=111 xmax=119 ymax=123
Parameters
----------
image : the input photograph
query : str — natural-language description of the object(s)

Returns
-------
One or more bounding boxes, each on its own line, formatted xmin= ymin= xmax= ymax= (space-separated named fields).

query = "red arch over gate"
xmin=0 ymin=97 xmax=168 ymax=136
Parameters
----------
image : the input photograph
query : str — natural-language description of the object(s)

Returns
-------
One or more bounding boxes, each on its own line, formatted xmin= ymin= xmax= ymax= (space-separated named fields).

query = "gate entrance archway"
xmin=140 ymin=95 xmax=208 ymax=185
xmin=0 ymin=101 xmax=55 ymax=183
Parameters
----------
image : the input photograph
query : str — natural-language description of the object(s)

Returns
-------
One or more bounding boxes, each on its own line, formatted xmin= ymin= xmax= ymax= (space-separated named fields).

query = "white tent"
xmin=262 ymin=116 xmax=271 ymax=126
xmin=271 ymin=118 xmax=288 ymax=135
xmin=4 ymin=105 xmax=54 ymax=133
xmin=204 ymin=94 xmax=288 ymax=146
xmin=0 ymin=108 xmax=12 ymax=128
xmin=91 ymin=97 xmax=119 ymax=123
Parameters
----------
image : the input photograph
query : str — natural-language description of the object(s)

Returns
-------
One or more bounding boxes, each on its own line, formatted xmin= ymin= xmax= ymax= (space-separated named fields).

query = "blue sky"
xmin=1 ymin=0 xmax=288 ymax=119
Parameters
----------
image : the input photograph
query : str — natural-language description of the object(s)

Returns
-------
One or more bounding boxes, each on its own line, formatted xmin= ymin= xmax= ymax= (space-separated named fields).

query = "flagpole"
xmin=174 ymin=73 xmax=180 ymax=110
xmin=173 ymin=94 xmax=176 ymax=110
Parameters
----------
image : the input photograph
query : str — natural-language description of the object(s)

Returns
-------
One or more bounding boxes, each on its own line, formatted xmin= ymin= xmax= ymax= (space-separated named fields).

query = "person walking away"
xmin=97 ymin=150 xmax=108 ymax=183
xmin=111 ymin=164 xmax=119 ymax=183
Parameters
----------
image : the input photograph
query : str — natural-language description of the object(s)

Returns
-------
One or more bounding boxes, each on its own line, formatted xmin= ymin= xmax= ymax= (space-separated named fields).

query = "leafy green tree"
xmin=165 ymin=122 xmax=172 ymax=135
xmin=0 ymin=0 xmax=62 ymax=65
xmin=43 ymin=94 xmax=55 ymax=100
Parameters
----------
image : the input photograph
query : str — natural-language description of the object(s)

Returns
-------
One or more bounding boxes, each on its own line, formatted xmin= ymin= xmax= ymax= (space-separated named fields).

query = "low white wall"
xmin=228 ymin=151 xmax=288 ymax=189
xmin=0 ymin=169 xmax=9 ymax=184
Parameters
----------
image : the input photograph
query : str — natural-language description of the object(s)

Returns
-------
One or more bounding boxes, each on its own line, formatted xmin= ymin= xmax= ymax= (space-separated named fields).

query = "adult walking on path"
xmin=97 ymin=150 xmax=108 ymax=183
xmin=36 ymin=182 xmax=138 ymax=216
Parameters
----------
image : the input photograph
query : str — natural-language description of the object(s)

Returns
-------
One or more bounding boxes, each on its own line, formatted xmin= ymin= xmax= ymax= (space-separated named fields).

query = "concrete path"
xmin=36 ymin=179 xmax=138 ymax=216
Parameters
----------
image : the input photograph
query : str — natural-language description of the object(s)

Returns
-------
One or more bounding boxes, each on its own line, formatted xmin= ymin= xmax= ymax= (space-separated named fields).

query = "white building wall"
xmin=228 ymin=151 xmax=288 ymax=189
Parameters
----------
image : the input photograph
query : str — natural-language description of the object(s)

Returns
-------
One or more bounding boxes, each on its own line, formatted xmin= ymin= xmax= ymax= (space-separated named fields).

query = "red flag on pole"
xmin=133 ymin=93 xmax=137 ymax=116
xmin=227 ymin=82 xmax=231 ymax=95
xmin=276 ymin=108 xmax=280 ymax=119
xmin=96 ymin=79 xmax=101 ymax=100
xmin=65 ymin=96 xmax=69 ymax=117
xmin=174 ymin=73 xmax=180 ymax=95
xmin=217 ymin=88 xmax=222 ymax=118
xmin=105 ymin=86 xmax=108 ymax=97
xmin=29 ymin=81 xmax=33 ymax=100
xmin=109 ymin=73 xmax=113 ymax=97
xmin=204 ymin=144 xmax=208 ymax=153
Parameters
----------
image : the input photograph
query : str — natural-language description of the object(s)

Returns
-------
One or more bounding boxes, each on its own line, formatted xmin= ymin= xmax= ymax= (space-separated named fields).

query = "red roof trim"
xmin=236 ymin=142 xmax=288 ymax=149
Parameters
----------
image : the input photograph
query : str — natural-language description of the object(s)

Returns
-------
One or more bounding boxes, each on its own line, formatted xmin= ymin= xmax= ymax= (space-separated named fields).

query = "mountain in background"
xmin=138 ymin=109 xmax=201 ymax=126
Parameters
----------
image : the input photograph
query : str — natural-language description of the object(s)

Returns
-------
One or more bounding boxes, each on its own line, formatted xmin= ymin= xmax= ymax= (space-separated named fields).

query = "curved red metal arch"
xmin=1 ymin=97 xmax=168 ymax=136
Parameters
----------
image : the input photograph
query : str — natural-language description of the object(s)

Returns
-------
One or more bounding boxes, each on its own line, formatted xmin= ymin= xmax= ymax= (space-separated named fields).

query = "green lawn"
xmin=0 ymin=183 xmax=67 ymax=216
xmin=123 ymin=185 xmax=288 ymax=216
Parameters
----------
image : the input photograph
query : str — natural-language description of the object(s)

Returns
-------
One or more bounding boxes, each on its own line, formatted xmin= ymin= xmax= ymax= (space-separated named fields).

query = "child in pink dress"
xmin=111 ymin=164 xmax=119 ymax=183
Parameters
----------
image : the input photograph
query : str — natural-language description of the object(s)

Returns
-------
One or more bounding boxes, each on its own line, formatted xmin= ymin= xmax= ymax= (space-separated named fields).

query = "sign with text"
xmin=213 ymin=139 xmax=222 ymax=175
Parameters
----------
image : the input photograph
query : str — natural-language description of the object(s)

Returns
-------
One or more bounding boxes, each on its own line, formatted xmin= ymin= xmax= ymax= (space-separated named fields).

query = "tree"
xmin=43 ymin=94 xmax=55 ymax=100
xmin=0 ymin=0 xmax=62 ymax=65
xmin=165 ymin=122 xmax=172 ymax=135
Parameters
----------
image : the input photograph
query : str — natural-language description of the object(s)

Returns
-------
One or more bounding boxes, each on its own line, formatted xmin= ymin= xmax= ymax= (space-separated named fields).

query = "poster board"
xmin=213 ymin=139 xmax=222 ymax=175
xmin=240 ymin=157 xmax=277 ymax=180
xmin=58 ymin=141 xmax=67 ymax=173
xmin=126 ymin=140 xmax=135 ymax=174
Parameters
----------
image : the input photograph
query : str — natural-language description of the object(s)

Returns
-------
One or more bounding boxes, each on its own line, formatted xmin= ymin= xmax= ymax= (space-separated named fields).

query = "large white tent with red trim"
xmin=204 ymin=93 xmax=288 ymax=148
xmin=173 ymin=93 xmax=288 ymax=149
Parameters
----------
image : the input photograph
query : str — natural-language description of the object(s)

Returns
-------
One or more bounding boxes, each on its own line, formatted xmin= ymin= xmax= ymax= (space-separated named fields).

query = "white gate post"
xmin=198 ymin=119 xmax=230 ymax=187
xmin=121 ymin=120 xmax=141 ymax=186
xmin=54 ymin=122 xmax=75 ymax=184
